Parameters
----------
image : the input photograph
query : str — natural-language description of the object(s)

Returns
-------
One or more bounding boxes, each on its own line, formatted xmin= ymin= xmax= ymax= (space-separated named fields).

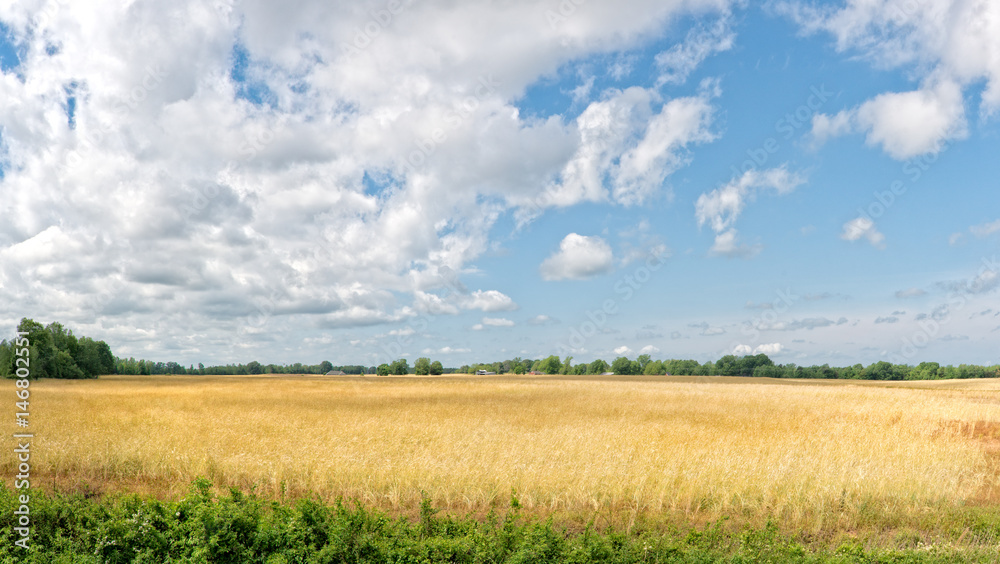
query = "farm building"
xmin=325 ymin=370 xmax=347 ymax=375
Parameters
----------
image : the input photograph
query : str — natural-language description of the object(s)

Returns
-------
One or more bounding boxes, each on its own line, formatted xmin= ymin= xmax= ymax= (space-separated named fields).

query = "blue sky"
xmin=0 ymin=1 xmax=998 ymax=368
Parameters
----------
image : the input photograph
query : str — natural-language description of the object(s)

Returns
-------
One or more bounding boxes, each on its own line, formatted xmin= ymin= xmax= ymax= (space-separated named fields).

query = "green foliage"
xmin=429 ymin=360 xmax=444 ymax=376
xmin=377 ymin=363 xmax=391 ymax=376
xmin=643 ymin=360 xmax=665 ymax=375
xmin=391 ymin=358 xmax=410 ymax=375
xmin=0 ymin=481 xmax=996 ymax=563
xmin=414 ymin=357 xmax=431 ymax=376
xmin=3 ymin=318 xmax=111 ymax=379
xmin=611 ymin=356 xmax=636 ymax=375
xmin=538 ymin=355 xmax=562 ymax=375
xmin=587 ymin=359 xmax=610 ymax=374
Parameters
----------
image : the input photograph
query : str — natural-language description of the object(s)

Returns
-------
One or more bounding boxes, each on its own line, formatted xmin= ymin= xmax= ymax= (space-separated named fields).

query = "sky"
xmin=0 ymin=0 xmax=998 ymax=369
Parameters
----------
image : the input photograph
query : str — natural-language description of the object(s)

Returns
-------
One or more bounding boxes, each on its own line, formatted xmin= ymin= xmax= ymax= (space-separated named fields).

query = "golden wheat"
xmin=5 ymin=374 xmax=999 ymax=533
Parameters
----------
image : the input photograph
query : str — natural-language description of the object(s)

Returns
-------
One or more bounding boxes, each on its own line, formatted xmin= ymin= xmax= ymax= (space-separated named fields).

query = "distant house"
xmin=326 ymin=370 xmax=347 ymax=376
xmin=475 ymin=370 xmax=497 ymax=375
xmin=600 ymin=372 xmax=615 ymax=376
xmin=529 ymin=371 xmax=545 ymax=375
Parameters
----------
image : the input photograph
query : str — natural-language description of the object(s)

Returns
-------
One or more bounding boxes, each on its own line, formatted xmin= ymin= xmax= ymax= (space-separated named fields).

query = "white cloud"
xmin=970 ymin=219 xmax=1000 ymax=238
xmin=639 ymin=344 xmax=660 ymax=355
xmin=539 ymin=233 xmax=614 ymax=281
xmin=655 ymin=16 xmax=734 ymax=85
xmin=709 ymin=229 xmax=762 ymax=259
xmin=841 ymin=217 xmax=885 ymax=249
xmin=753 ymin=342 xmax=783 ymax=355
xmin=462 ymin=290 xmax=518 ymax=312
xmin=734 ymin=342 xmax=782 ymax=355
xmin=481 ymin=317 xmax=514 ymax=327
xmin=695 ymin=167 xmax=805 ymax=257
xmin=530 ymin=85 xmax=717 ymax=215
xmin=787 ymin=0 xmax=999 ymax=159
xmin=614 ymin=345 xmax=632 ymax=355
xmin=413 ymin=291 xmax=460 ymax=315
xmin=810 ymin=81 xmax=966 ymax=159
xmin=0 ymin=0 xmax=735 ymax=362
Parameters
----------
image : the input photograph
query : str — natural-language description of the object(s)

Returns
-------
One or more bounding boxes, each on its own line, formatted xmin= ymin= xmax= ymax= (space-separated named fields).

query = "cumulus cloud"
xmin=535 ymin=85 xmax=718 ymax=212
xmin=810 ymin=81 xmax=966 ymax=159
xmin=841 ymin=217 xmax=886 ymax=248
xmin=539 ymin=233 xmax=614 ymax=281
xmin=613 ymin=345 xmax=632 ymax=355
xmin=733 ymin=342 xmax=781 ymax=355
xmin=785 ymin=0 xmax=1000 ymax=159
xmin=462 ymin=290 xmax=518 ymax=312
xmin=695 ymin=167 xmax=805 ymax=257
xmin=754 ymin=342 xmax=783 ymax=355
xmin=0 ymin=0 xmax=736 ymax=362
xmin=639 ymin=345 xmax=661 ymax=354
xmin=481 ymin=317 xmax=514 ymax=327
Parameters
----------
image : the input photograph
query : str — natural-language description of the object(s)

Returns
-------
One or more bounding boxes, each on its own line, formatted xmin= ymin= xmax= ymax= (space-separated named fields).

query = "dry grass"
xmin=5 ymin=374 xmax=1000 ymax=536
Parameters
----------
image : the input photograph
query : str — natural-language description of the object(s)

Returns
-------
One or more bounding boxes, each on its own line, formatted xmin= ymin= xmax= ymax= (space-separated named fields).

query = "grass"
xmin=4 ymin=480 xmax=1000 ymax=563
xmin=4 ymin=373 xmax=1000 ymax=550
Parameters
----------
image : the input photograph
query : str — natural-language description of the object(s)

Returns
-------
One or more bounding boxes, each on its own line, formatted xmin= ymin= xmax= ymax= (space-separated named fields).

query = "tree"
xmin=636 ymin=354 xmax=651 ymax=372
xmin=391 ymin=358 xmax=409 ymax=375
xmin=611 ymin=356 xmax=634 ymax=375
xmin=538 ymin=355 xmax=562 ymax=375
xmin=319 ymin=360 xmax=334 ymax=373
xmin=429 ymin=360 xmax=444 ymax=375
xmin=862 ymin=361 xmax=895 ymax=380
xmin=246 ymin=360 xmax=263 ymax=375
xmin=715 ymin=355 xmax=739 ymax=376
xmin=561 ymin=356 xmax=573 ymax=375
xmin=587 ymin=359 xmax=610 ymax=374
xmin=414 ymin=357 xmax=431 ymax=375
xmin=643 ymin=360 xmax=664 ymax=375
xmin=376 ymin=363 xmax=391 ymax=376
xmin=51 ymin=350 xmax=86 ymax=379
xmin=18 ymin=318 xmax=53 ymax=379
xmin=75 ymin=337 xmax=115 ymax=377
xmin=0 ymin=340 xmax=13 ymax=379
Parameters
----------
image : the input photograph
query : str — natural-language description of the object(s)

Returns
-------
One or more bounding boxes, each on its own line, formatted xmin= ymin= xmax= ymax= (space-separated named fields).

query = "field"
xmin=6 ymin=373 xmax=1000 ymax=550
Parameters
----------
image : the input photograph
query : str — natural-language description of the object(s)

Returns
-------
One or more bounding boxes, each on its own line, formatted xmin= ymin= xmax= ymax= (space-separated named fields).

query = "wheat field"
xmin=6 ymin=373 xmax=1000 ymax=536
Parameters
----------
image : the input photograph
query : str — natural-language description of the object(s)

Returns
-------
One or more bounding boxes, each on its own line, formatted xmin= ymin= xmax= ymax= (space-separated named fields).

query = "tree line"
xmin=452 ymin=353 xmax=1000 ymax=381
xmin=3 ymin=318 xmax=998 ymax=381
